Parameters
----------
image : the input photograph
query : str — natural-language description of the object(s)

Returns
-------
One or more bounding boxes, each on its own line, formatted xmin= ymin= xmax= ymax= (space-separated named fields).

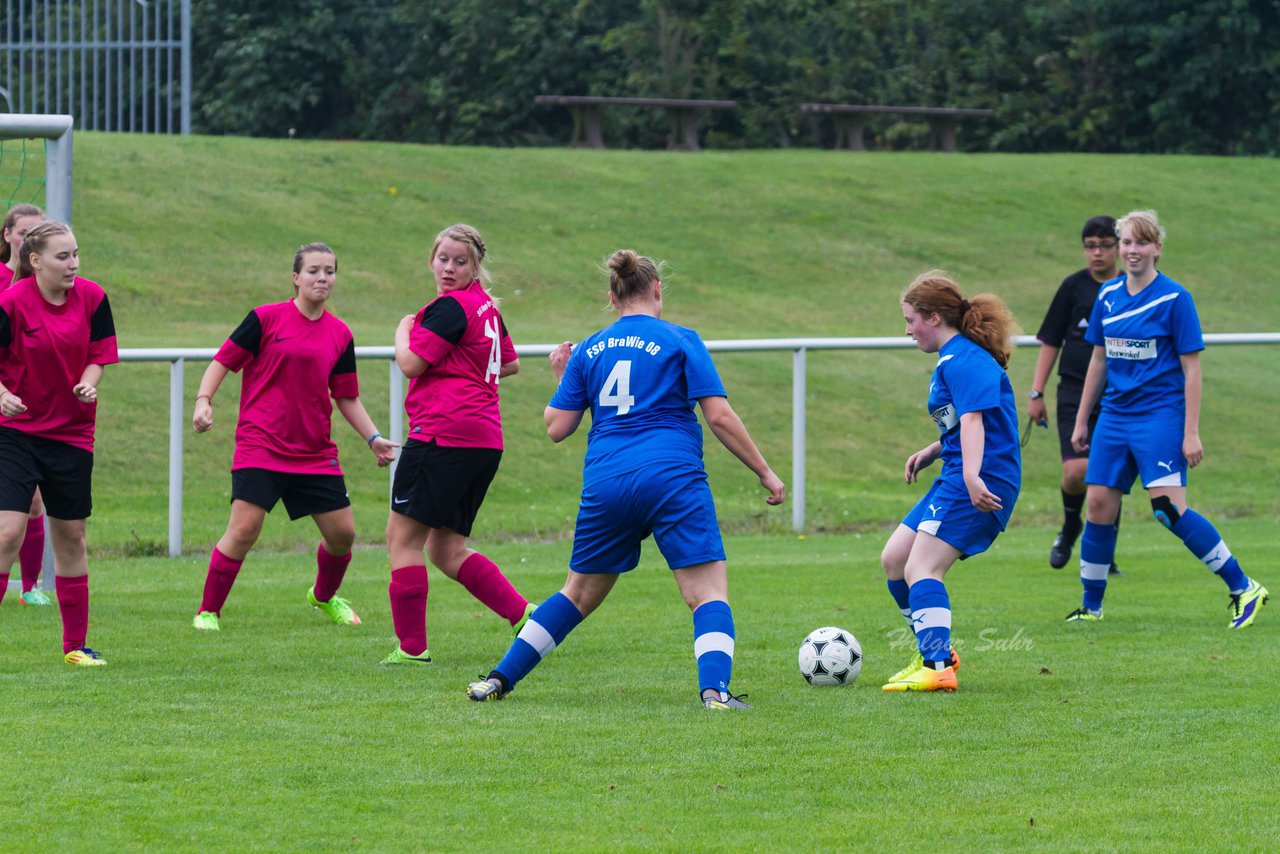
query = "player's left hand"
xmin=1183 ymin=432 xmax=1204 ymax=468
xmin=370 ymin=436 xmax=400 ymax=467
xmin=964 ymin=474 xmax=1002 ymax=513
xmin=72 ymin=382 xmax=97 ymax=403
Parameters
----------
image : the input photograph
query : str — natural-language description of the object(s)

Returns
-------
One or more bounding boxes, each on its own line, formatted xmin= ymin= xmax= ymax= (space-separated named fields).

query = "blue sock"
xmin=886 ymin=578 xmax=911 ymax=621
xmin=908 ymin=578 xmax=951 ymax=664
xmin=693 ymin=600 xmax=735 ymax=696
xmin=1170 ymin=509 xmax=1249 ymax=593
xmin=1079 ymin=520 xmax=1117 ymax=612
xmin=492 ymin=592 xmax=583 ymax=690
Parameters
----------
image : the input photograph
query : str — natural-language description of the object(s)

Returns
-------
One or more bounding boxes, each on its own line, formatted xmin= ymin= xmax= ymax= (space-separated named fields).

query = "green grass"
xmin=41 ymin=135 xmax=1280 ymax=552
xmin=2 ymin=522 xmax=1277 ymax=851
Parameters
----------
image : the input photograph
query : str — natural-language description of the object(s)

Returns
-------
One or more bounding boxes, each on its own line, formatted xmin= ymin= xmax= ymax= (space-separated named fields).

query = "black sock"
xmin=1061 ymin=490 xmax=1085 ymax=542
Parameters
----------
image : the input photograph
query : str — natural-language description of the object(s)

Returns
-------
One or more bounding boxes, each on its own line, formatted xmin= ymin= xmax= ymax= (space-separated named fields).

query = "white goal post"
xmin=0 ymin=113 xmax=74 ymax=224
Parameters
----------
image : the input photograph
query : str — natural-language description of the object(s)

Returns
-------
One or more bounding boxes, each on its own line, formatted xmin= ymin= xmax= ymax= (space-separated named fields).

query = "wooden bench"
xmin=534 ymin=95 xmax=737 ymax=151
xmin=799 ymin=104 xmax=994 ymax=152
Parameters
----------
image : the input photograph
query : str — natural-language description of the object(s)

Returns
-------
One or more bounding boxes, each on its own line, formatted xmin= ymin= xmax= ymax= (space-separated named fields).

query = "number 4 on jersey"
xmin=600 ymin=360 xmax=636 ymax=414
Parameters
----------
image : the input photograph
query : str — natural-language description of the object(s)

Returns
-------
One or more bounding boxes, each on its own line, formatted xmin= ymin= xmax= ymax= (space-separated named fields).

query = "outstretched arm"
xmin=698 ymin=395 xmax=785 ymax=505
xmin=192 ymin=361 xmax=231 ymax=433
xmin=335 ymin=396 xmax=398 ymax=467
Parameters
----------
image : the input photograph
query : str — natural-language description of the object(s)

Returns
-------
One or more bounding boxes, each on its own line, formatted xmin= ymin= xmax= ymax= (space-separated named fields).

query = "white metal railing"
xmin=113 ymin=332 xmax=1280 ymax=556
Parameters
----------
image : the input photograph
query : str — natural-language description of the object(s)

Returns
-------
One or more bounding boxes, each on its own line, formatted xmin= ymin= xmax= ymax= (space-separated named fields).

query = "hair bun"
xmin=608 ymin=249 xmax=638 ymax=277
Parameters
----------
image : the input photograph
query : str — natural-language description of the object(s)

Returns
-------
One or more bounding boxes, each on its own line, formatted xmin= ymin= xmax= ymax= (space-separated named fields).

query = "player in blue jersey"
xmin=881 ymin=272 xmax=1021 ymax=693
xmin=1028 ymin=216 xmax=1122 ymax=574
xmin=1065 ymin=210 xmax=1268 ymax=627
xmin=466 ymin=249 xmax=785 ymax=709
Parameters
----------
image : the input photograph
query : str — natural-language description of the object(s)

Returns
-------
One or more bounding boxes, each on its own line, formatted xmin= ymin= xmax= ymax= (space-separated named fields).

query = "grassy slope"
xmin=53 ymin=135 xmax=1280 ymax=552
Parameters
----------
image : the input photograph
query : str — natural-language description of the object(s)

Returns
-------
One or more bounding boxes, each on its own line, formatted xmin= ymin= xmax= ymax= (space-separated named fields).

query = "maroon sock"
xmin=55 ymin=573 xmax=90 ymax=654
xmin=19 ymin=515 xmax=45 ymax=592
xmin=0 ymin=572 xmax=9 ymax=605
xmin=388 ymin=565 xmax=429 ymax=655
xmin=199 ymin=547 xmax=244 ymax=616
xmin=313 ymin=544 xmax=352 ymax=603
xmin=456 ymin=552 xmax=528 ymax=625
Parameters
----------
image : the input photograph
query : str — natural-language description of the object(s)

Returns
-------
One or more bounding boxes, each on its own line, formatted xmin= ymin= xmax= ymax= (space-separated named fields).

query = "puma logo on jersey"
xmin=1103 ymin=299 xmax=1114 ymax=311
xmin=928 ymin=503 xmax=941 ymax=517
xmin=1157 ymin=460 xmax=1174 ymax=472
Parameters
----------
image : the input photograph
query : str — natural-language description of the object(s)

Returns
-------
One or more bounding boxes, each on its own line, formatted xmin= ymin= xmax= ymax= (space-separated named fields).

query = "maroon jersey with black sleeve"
xmin=0 ymin=275 xmax=119 ymax=451
xmin=404 ymin=280 xmax=516 ymax=449
xmin=214 ymin=300 xmax=359 ymax=475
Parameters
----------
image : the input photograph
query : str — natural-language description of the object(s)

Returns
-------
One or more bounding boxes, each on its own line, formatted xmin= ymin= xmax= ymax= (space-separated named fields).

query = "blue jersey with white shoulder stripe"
xmin=927 ymin=334 xmax=1021 ymax=511
xmin=1084 ymin=272 xmax=1204 ymax=416
xmin=549 ymin=314 xmax=726 ymax=484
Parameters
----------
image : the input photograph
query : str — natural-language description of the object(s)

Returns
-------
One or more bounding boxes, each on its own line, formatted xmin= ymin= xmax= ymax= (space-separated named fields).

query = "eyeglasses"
xmin=1083 ymin=241 xmax=1117 ymax=252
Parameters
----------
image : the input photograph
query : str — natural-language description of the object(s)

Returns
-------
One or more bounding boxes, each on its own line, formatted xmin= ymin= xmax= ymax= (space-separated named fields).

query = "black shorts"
xmin=391 ymin=439 xmax=501 ymax=537
xmin=231 ymin=468 xmax=351 ymax=521
xmin=0 ymin=426 xmax=94 ymax=519
xmin=1056 ymin=381 xmax=1103 ymax=461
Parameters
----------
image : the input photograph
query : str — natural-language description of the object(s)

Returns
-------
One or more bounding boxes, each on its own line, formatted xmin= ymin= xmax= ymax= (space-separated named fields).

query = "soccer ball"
xmin=798 ymin=626 xmax=862 ymax=686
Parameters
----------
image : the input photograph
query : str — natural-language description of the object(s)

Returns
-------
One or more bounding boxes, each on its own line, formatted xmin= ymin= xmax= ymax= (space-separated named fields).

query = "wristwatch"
xmin=1028 ymin=389 xmax=1044 ymax=400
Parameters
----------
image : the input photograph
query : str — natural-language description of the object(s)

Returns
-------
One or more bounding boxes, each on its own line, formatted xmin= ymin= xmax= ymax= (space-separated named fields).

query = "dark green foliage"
xmin=190 ymin=0 xmax=1280 ymax=153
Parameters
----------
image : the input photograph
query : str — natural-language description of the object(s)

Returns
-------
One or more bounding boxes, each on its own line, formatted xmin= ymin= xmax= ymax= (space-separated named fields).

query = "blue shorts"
xmin=902 ymin=476 xmax=1015 ymax=559
xmin=569 ymin=464 xmax=726 ymax=574
xmin=1085 ymin=411 xmax=1186 ymax=492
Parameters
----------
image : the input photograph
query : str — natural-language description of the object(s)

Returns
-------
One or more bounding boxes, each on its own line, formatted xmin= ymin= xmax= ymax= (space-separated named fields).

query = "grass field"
xmin=2 ymin=522 xmax=1277 ymax=851
xmin=2 ymin=136 xmax=1279 ymax=850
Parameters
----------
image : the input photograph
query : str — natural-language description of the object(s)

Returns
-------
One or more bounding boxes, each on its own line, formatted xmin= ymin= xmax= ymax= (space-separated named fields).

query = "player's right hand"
xmin=1070 ymin=421 xmax=1089 ymax=453
xmin=193 ymin=400 xmax=213 ymax=433
xmin=548 ymin=341 xmax=574 ymax=378
xmin=0 ymin=391 xmax=27 ymax=417
xmin=1028 ymin=396 xmax=1047 ymax=426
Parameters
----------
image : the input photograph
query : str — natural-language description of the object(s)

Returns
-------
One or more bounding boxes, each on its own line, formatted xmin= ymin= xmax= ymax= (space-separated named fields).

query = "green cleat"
xmin=64 ymin=647 xmax=107 ymax=667
xmin=513 ymin=601 xmax=537 ymax=635
xmin=381 ymin=647 xmax=432 ymax=665
xmin=887 ymin=648 xmax=961 ymax=683
xmin=882 ymin=662 xmax=957 ymax=692
xmin=307 ymin=586 xmax=361 ymax=625
xmin=1065 ymin=607 xmax=1103 ymax=622
xmin=1228 ymin=580 xmax=1269 ymax=629
xmin=19 ymin=588 xmax=52 ymax=606
xmin=192 ymin=611 xmax=221 ymax=631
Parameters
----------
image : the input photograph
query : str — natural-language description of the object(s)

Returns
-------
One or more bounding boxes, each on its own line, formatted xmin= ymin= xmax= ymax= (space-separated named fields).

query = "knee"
xmin=225 ymin=519 xmax=263 ymax=551
xmin=324 ymin=527 xmax=355 ymax=555
xmin=1151 ymin=496 xmax=1182 ymax=529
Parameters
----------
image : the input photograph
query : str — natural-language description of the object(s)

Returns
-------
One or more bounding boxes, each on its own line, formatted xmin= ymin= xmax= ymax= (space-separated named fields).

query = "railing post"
xmin=792 ymin=347 xmax=806 ymax=533
xmin=169 ymin=358 xmax=185 ymax=556
xmin=388 ymin=359 xmax=404 ymax=492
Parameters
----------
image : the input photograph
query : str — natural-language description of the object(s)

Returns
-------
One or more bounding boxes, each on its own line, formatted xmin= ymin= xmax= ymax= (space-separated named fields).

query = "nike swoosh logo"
xmin=393 ymin=497 xmax=409 ymax=506
xmin=275 ymin=334 xmax=290 ymax=342
xmin=23 ymin=327 xmax=40 ymax=334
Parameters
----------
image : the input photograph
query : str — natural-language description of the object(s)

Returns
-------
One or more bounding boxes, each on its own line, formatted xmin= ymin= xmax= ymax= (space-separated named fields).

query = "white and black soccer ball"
xmin=798 ymin=626 xmax=862 ymax=686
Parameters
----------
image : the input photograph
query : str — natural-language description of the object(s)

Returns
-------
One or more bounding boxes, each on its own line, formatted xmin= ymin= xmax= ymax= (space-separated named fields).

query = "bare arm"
xmin=1071 ymin=345 xmax=1108 ymax=453
xmin=394 ymin=314 xmax=429 ymax=378
xmin=334 ymin=396 xmax=398 ymax=467
xmin=500 ymin=358 xmax=520 ymax=378
xmin=959 ymin=411 xmax=1002 ymax=512
xmin=1028 ymin=343 xmax=1059 ymax=426
xmin=544 ymin=405 xmax=585 ymax=443
xmin=73 ymin=364 xmax=106 ymax=403
xmin=192 ymin=360 xmax=231 ymax=433
xmin=1181 ymin=351 xmax=1203 ymax=467
xmin=698 ymin=395 xmax=785 ymax=505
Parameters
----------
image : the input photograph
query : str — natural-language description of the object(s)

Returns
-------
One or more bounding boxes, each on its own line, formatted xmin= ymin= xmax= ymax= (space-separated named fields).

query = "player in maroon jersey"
xmin=0 ymin=221 xmax=118 ymax=665
xmin=381 ymin=223 xmax=531 ymax=664
xmin=0 ymin=204 xmax=52 ymax=605
xmin=191 ymin=243 xmax=396 ymax=631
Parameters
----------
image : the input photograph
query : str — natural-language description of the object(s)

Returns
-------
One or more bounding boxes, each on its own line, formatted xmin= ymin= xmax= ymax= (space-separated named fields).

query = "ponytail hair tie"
xmin=959 ymin=299 xmax=971 ymax=313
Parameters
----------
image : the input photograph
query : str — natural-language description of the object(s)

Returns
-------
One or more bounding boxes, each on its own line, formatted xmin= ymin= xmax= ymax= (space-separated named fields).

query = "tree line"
xmin=192 ymin=0 xmax=1279 ymax=155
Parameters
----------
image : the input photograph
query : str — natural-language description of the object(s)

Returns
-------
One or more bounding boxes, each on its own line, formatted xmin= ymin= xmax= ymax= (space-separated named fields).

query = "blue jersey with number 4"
xmin=549 ymin=314 xmax=726 ymax=484
xmin=927 ymin=334 xmax=1021 ymax=504
xmin=1085 ymin=272 xmax=1204 ymax=416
